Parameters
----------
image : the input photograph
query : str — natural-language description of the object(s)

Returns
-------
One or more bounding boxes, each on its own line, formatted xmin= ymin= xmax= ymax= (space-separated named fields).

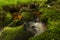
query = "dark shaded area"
xmin=0 ymin=11 xmax=6 ymax=27
xmin=16 ymin=20 xmax=23 ymax=26
xmin=45 ymin=0 xmax=57 ymax=6
xmin=2 ymin=5 xmax=20 ymax=13
xmin=14 ymin=29 xmax=34 ymax=40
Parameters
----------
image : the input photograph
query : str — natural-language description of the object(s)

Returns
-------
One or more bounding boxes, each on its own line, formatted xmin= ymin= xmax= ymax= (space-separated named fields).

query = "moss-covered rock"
xmin=0 ymin=26 xmax=34 ymax=40
xmin=21 ymin=12 xmax=34 ymax=22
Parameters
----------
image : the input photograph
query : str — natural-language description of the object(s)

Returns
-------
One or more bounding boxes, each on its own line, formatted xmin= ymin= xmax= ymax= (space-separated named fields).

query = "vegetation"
xmin=0 ymin=0 xmax=60 ymax=40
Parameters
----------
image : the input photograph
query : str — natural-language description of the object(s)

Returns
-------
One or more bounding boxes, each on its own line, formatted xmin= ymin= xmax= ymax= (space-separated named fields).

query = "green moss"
xmin=0 ymin=26 xmax=23 ymax=40
xmin=0 ymin=0 xmax=47 ymax=7
xmin=40 ymin=8 xmax=60 ymax=22
xmin=0 ymin=25 xmax=34 ymax=40
xmin=21 ymin=12 xmax=34 ymax=21
xmin=3 ymin=12 xmax=12 ymax=26
xmin=0 ymin=0 xmax=60 ymax=40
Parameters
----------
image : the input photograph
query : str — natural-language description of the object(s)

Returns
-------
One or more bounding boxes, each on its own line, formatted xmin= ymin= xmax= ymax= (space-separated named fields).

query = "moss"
xmin=21 ymin=12 xmax=34 ymax=21
xmin=0 ymin=26 xmax=23 ymax=40
xmin=0 ymin=25 xmax=34 ymax=40
xmin=0 ymin=0 xmax=60 ymax=40
xmin=3 ymin=12 xmax=12 ymax=26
